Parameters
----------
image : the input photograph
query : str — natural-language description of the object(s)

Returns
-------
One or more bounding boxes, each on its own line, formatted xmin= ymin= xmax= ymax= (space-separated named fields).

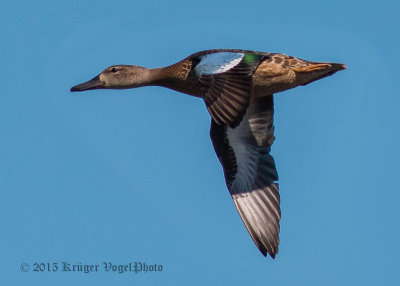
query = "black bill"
xmin=70 ymin=75 xmax=104 ymax=92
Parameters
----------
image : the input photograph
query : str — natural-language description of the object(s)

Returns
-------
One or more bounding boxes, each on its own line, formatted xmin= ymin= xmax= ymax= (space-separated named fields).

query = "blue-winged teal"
xmin=71 ymin=49 xmax=346 ymax=258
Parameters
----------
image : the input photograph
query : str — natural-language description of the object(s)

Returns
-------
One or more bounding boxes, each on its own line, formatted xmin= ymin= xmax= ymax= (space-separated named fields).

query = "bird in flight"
xmin=71 ymin=49 xmax=345 ymax=258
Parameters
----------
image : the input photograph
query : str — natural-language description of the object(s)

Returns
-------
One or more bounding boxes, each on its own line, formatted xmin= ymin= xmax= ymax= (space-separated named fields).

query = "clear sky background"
xmin=1 ymin=0 xmax=399 ymax=285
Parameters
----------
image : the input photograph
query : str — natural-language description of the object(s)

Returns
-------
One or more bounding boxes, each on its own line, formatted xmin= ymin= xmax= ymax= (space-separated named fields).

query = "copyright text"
xmin=20 ymin=261 xmax=163 ymax=274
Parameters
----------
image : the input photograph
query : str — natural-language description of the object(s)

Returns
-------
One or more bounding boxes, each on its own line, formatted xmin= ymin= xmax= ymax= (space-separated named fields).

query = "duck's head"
xmin=71 ymin=65 xmax=151 ymax=92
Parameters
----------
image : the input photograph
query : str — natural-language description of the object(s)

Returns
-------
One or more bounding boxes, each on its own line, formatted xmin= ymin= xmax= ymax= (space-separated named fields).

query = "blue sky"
xmin=1 ymin=0 xmax=399 ymax=285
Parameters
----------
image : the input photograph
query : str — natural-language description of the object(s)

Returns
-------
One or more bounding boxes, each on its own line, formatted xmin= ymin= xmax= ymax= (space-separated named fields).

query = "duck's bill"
xmin=70 ymin=75 xmax=104 ymax=92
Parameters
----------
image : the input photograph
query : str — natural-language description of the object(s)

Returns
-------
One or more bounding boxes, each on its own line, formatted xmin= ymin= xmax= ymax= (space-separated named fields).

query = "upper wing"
xmin=210 ymin=95 xmax=281 ymax=257
xmin=194 ymin=52 xmax=265 ymax=128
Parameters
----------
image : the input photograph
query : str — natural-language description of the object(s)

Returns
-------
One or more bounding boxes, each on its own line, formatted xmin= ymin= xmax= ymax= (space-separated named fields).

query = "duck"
xmin=71 ymin=49 xmax=346 ymax=258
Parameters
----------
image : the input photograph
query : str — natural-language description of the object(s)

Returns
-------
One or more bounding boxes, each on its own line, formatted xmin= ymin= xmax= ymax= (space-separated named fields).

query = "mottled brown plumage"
xmin=71 ymin=49 xmax=345 ymax=258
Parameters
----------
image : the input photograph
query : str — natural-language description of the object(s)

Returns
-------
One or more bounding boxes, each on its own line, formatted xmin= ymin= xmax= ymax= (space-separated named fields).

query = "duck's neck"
xmin=147 ymin=62 xmax=182 ymax=83
xmin=146 ymin=61 xmax=202 ymax=97
xmin=146 ymin=66 xmax=175 ymax=85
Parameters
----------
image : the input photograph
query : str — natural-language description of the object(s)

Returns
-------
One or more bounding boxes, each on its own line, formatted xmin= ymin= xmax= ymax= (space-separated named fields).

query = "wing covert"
xmin=196 ymin=53 xmax=264 ymax=127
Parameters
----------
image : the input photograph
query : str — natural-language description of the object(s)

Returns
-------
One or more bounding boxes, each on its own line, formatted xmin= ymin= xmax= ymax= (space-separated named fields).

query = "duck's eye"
xmin=110 ymin=67 xmax=118 ymax=73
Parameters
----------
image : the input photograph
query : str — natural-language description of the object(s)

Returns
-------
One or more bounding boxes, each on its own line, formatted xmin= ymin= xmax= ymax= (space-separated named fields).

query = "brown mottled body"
xmin=253 ymin=54 xmax=345 ymax=96
xmin=145 ymin=51 xmax=345 ymax=99
xmin=253 ymin=55 xmax=301 ymax=95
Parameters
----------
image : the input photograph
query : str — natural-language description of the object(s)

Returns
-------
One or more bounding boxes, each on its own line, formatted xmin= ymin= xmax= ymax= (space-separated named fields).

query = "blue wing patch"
xmin=195 ymin=52 xmax=245 ymax=75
